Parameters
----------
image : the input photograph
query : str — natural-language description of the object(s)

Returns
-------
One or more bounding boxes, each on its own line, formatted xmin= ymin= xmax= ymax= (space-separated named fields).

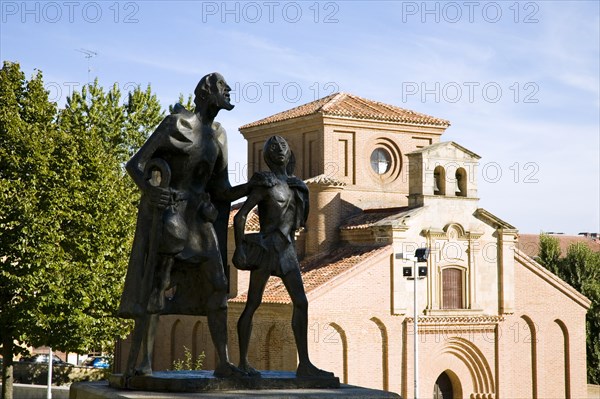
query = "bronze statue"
xmin=233 ymin=136 xmax=333 ymax=378
xmin=118 ymin=72 xmax=248 ymax=378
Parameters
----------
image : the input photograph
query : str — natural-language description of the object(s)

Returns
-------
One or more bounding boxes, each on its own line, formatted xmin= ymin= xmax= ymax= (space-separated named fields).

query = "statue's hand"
xmin=147 ymin=185 xmax=170 ymax=209
xmin=233 ymin=247 xmax=247 ymax=269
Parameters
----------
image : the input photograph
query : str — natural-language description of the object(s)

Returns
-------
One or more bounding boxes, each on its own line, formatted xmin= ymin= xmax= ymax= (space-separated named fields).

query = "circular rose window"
xmin=370 ymin=148 xmax=392 ymax=175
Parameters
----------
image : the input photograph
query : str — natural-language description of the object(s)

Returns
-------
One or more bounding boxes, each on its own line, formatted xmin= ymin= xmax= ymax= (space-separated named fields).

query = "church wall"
xmin=305 ymin=248 xmax=404 ymax=392
xmin=497 ymin=257 xmax=589 ymax=399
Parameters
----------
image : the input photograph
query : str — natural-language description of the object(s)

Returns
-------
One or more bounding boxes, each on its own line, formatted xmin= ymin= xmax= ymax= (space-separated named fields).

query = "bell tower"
xmin=406 ymin=141 xmax=481 ymax=207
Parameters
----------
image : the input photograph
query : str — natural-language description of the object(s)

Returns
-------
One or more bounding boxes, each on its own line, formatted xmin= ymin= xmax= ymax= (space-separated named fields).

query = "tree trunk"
xmin=1 ymin=334 xmax=13 ymax=399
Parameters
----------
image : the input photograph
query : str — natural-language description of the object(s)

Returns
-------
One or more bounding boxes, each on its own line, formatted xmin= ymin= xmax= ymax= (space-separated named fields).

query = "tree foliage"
xmin=169 ymin=93 xmax=194 ymax=114
xmin=0 ymin=61 xmax=164 ymax=398
xmin=538 ymin=234 xmax=600 ymax=384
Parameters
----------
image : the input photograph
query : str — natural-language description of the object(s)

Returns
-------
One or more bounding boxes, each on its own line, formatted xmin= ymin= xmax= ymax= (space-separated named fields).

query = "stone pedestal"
xmin=108 ymin=371 xmax=340 ymax=391
xmin=70 ymin=371 xmax=401 ymax=398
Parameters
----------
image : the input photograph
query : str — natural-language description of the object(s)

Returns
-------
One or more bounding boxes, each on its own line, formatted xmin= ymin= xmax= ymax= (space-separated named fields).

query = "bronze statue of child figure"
xmin=233 ymin=135 xmax=334 ymax=378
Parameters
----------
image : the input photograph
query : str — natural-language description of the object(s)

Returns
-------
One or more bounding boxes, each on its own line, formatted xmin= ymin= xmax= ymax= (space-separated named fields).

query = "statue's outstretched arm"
xmin=209 ymin=165 xmax=251 ymax=202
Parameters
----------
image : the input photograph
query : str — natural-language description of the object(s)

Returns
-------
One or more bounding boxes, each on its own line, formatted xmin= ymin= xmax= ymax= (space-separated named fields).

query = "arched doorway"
xmin=433 ymin=371 xmax=458 ymax=399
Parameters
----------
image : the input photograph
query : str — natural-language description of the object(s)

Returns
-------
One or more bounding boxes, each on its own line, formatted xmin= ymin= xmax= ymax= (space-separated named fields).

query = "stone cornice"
xmin=422 ymin=228 xmax=446 ymax=239
xmin=322 ymin=115 xmax=448 ymax=134
xmin=475 ymin=208 xmax=517 ymax=230
xmin=421 ymin=225 xmax=484 ymax=241
xmin=405 ymin=315 xmax=504 ymax=333
xmin=405 ymin=315 xmax=504 ymax=325
xmin=406 ymin=141 xmax=481 ymax=159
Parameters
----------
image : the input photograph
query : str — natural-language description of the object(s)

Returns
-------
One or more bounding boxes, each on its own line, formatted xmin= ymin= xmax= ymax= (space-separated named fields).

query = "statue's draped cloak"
xmin=118 ymin=107 xmax=231 ymax=318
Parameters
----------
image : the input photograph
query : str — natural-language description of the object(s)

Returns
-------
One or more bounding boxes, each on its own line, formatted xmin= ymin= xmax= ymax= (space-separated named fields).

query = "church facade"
xmin=115 ymin=93 xmax=590 ymax=399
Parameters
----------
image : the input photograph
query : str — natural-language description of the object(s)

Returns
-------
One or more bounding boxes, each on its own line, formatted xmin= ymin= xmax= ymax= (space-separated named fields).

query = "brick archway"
xmin=370 ymin=317 xmax=389 ymax=391
xmin=433 ymin=369 xmax=462 ymax=399
xmin=432 ymin=337 xmax=495 ymax=398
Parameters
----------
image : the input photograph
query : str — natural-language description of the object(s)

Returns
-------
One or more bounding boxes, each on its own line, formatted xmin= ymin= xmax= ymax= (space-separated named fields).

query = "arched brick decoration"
xmin=170 ymin=319 xmax=183 ymax=367
xmin=317 ymin=322 xmax=348 ymax=383
xmin=370 ymin=317 xmax=389 ymax=391
xmin=192 ymin=321 xmax=211 ymax=369
xmin=434 ymin=337 xmax=495 ymax=398
xmin=265 ymin=323 xmax=285 ymax=371
xmin=555 ymin=319 xmax=571 ymax=399
xmin=510 ymin=315 xmax=538 ymax=398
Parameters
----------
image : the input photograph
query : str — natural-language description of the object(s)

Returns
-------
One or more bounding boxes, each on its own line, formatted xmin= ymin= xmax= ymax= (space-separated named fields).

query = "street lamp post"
xmin=402 ymin=248 xmax=429 ymax=399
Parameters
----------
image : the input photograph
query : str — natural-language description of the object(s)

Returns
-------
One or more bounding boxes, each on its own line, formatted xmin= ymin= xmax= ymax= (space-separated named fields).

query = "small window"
xmin=370 ymin=148 xmax=392 ymax=175
xmin=442 ymin=268 xmax=463 ymax=309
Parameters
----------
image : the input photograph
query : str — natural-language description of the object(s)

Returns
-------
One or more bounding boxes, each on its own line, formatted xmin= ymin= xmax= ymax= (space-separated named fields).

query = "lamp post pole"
xmin=414 ymin=261 xmax=419 ymax=399
xmin=402 ymin=248 xmax=429 ymax=399
xmin=47 ymin=347 xmax=52 ymax=399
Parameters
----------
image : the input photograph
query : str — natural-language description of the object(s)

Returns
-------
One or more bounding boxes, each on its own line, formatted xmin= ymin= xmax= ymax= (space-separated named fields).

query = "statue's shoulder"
xmin=167 ymin=103 xmax=197 ymax=126
xmin=172 ymin=103 xmax=194 ymax=117
xmin=287 ymin=176 xmax=308 ymax=192
xmin=249 ymin=171 xmax=278 ymax=188
xmin=153 ymin=104 xmax=198 ymax=143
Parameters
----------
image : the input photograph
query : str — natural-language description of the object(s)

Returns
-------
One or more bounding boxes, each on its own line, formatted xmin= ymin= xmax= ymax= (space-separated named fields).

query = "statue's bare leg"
xmin=282 ymin=269 xmax=334 ymax=378
xmin=125 ymin=315 xmax=146 ymax=377
xmin=137 ymin=313 xmax=159 ymax=375
xmin=126 ymin=255 xmax=171 ymax=377
xmin=209 ymin=306 xmax=247 ymax=378
xmin=124 ymin=313 xmax=158 ymax=377
xmin=237 ymin=268 xmax=270 ymax=376
xmin=204 ymin=261 xmax=246 ymax=378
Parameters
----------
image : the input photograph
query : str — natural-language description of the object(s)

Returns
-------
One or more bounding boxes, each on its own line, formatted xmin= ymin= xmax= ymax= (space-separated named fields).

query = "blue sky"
xmin=1 ymin=0 xmax=599 ymax=235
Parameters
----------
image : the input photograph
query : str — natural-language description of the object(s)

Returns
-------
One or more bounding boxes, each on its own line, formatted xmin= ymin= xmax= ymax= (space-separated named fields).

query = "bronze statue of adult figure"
xmin=118 ymin=73 xmax=247 ymax=378
xmin=233 ymin=136 xmax=333 ymax=378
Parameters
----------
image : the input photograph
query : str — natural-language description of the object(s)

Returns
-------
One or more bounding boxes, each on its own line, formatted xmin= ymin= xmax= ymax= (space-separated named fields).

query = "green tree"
xmin=0 ymin=62 xmax=164 ymax=399
xmin=169 ymin=93 xmax=194 ymax=114
xmin=0 ymin=61 xmax=63 ymax=399
xmin=538 ymin=234 xmax=600 ymax=384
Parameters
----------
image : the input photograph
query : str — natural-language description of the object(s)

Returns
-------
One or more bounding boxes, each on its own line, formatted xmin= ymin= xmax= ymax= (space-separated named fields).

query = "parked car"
xmin=20 ymin=354 xmax=71 ymax=365
xmin=81 ymin=356 xmax=110 ymax=369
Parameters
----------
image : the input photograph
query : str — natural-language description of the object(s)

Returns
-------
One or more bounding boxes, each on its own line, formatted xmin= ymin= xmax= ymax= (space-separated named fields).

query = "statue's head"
xmin=263 ymin=135 xmax=291 ymax=171
xmin=194 ymin=72 xmax=234 ymax=111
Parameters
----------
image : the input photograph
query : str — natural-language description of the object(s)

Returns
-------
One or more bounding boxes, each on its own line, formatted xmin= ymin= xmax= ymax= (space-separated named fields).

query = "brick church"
xmin=115 ymin=93 xmax=590 ymax=398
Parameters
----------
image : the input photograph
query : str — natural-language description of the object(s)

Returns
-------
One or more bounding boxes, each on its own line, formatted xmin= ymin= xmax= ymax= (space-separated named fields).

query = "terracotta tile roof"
xmin=231 ymin=244 xmax=391 ymax=304
xmin=517 ymin=234 xmax=600 ymax=259
xmin=239 ymin=92 xmax=450 ymax=129
xmin=340 ymin=206 xmax=417 ymax=230
xmin=228 ymin=204 xmax=260 ymax=232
